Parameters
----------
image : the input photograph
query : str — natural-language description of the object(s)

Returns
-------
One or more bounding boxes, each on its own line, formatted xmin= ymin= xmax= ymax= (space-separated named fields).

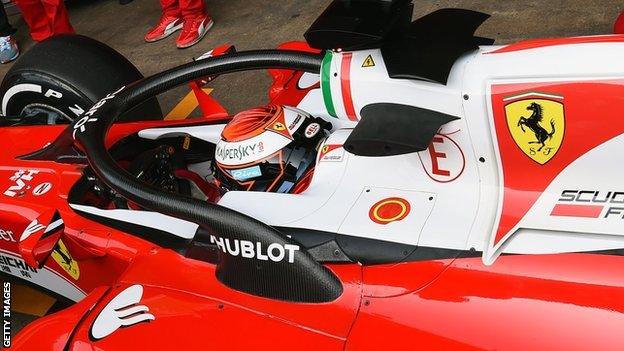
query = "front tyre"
xmin=0 ymin=34 xmax=162 ymax=124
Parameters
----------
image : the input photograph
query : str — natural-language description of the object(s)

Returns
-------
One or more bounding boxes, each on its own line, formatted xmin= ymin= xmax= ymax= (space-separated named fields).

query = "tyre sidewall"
xmin=1 ymin=71 xmax=92 ymax=121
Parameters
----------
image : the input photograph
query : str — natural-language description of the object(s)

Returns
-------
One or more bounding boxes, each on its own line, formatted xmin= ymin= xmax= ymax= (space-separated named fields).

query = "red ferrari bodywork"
xmin=10 ymin=249 xmax=624 ymax=350
xmin=3 ymin=60 xmax=624 ymax=351
xmin=4 ymin=10 xmax=624 ymax=349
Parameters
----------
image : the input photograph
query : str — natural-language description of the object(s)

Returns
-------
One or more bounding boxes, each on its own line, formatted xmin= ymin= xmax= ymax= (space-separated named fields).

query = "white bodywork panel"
xmin=139 ymin=38 xmax=624 ymax=263
xmin=0 ymin=248 xmax=86 ymax=301
xmin=69 ymin=204 xmax=199 ymax=239
xmin=139 ymin=124 xmax=226 ymax=144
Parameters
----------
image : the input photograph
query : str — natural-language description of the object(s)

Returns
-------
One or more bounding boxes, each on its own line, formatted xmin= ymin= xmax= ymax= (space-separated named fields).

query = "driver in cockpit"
xmin=205 ymin=105 xmax=330 ymax=200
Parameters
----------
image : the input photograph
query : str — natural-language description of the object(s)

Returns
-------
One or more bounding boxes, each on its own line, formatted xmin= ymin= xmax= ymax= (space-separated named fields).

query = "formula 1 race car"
xmin=3 ymin=1 xmax=624 ymax=350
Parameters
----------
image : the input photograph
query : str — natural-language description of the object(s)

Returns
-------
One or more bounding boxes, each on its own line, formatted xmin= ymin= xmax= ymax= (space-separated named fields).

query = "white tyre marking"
xmin=1 ymin=83 xmax=42 ymax=115
xmin=69 ymin=104 xmax=85 ymax=117
xmin=44 ymin=89 xmax=63 ymax=99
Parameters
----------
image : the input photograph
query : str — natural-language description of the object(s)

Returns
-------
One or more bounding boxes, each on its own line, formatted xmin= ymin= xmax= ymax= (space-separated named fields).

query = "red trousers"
xmin=161 ymin=0 xmax=205 ymax=19
xmin=14 ymin=0 xmax=75 ymax=42
xmin=615 ymin=11 xmax=624 ymax=34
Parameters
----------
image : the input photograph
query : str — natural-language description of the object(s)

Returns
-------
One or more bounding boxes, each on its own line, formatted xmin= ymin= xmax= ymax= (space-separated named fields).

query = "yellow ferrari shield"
xmin=504 ymin=97 xmax=565 ymax=165
xmin=51 ymin=239 xmax=80 ymax=280
xmin=272 ymin=122 xmax=286 ymax=131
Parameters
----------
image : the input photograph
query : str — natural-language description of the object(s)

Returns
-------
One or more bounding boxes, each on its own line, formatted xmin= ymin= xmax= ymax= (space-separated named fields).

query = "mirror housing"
xmin=19 ymin=210 xmax=64 ymax=269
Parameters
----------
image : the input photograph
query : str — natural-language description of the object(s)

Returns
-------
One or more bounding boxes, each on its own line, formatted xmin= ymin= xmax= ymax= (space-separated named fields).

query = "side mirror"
xmin=18 ymin=210 xmax=64 ymax=269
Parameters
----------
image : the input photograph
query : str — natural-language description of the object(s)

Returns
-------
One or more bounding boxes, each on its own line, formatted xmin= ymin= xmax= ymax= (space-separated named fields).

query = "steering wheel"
xmin=71 ymin=50 xmax=343 ymax=303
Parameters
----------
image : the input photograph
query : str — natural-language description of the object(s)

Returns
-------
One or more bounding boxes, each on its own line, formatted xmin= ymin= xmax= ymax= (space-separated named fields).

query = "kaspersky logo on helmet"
xmin=215 ymin=141 xmax=263 ymax=162
xmin=215 ymin=133 xmax=291 ymax=167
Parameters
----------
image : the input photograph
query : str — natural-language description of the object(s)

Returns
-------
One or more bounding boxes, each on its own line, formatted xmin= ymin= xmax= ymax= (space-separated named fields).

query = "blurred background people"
xmin=145 ymin=0 xmax=212 ymax=49
xmin=615 ymin=10 xmax=624 ymax=34
xmin=0 ymin=3 xmax=18 ymax=63
xmin=14 ymin=0 xmax=74 ymax=42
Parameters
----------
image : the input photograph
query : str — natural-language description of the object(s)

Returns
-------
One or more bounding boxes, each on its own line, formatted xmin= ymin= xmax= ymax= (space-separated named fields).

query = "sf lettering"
xmin=529 ymin=146 xmax=554 ymax=156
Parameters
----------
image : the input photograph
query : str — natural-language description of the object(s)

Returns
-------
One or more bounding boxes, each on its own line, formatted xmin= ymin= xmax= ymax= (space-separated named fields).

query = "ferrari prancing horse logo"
xmin=272 ymin=122 xmax=286 ymax=131
xmin=504 ymin=93 xmax=565 ymax=164
xmin=51 ymin=239 xmax=80 ymax=280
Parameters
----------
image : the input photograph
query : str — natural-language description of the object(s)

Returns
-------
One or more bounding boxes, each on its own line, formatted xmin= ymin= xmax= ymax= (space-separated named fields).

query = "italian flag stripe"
xmin=321 ymin=51 xmax=337 ymax=118
xmin=340 ymin=53 xmax=357 ymax=121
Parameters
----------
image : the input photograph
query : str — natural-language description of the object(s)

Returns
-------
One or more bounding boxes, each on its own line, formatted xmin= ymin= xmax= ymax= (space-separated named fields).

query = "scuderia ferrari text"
xmin=554 ymin=190 xmax=624 ymax=218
